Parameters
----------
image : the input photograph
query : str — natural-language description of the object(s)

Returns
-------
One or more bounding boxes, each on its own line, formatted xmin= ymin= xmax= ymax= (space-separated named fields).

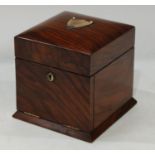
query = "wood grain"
xmin=16 ymin=58 xmax=93 ymax=131
xmin=15 ymin=11 xmax=135 ymax=76
xmin=13 ymin=11 xmax=137 ymax=142
xmin=15 ymin=38 xmax=90 ymax=76
xmin=94 ymin=48 xmax=134 ymax=128
xmin=13 ymin=98 xmax=137 ymax=142
xmin=15 ymin=11 xmax=134 ymax=54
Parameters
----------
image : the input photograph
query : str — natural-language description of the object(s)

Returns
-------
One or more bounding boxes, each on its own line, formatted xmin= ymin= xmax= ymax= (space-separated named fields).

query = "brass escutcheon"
xmin=67 ymin=17 xmax=93 ymax=29
xmin=47 ymin=72 xmax=54 ymax=82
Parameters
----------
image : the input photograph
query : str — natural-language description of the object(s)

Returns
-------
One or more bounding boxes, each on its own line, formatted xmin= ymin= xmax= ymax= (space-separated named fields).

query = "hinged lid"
xmin=15 ymin=11 xmax=135 ymax=76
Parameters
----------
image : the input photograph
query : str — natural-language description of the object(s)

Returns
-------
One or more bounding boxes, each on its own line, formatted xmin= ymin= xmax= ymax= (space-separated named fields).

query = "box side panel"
xmin=91 ymin=28 xmax=135 ymax=75
xmin=94 ymin=48 xmax=134 ymax=128
xmin=90 ymin=76 xmax=95 ymax=130
xmin=15 ymin=37 xmax=90 ymax=76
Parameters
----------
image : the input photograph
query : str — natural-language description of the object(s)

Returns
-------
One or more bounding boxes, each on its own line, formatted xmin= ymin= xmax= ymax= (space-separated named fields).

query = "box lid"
xmin=15 ymin=11 xmax=135 ymax=76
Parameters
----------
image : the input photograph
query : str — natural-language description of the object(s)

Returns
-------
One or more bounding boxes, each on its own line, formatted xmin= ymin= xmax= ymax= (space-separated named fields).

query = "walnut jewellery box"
xmin=13 ymin=11 xmax=137 ymax=142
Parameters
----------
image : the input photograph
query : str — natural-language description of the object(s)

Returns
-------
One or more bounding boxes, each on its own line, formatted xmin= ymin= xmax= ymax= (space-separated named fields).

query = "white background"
xmin=0 ymin=6 xmax=155 ymax=149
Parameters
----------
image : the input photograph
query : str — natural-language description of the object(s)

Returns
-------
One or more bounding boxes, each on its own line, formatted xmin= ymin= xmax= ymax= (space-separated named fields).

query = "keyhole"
xmin=47 ymin=72 xmax=54 ymax=82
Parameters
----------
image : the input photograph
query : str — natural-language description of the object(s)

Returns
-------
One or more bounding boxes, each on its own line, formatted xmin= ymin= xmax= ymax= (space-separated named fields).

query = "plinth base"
xmin=13 ymin=98 xmax=137 ymax=142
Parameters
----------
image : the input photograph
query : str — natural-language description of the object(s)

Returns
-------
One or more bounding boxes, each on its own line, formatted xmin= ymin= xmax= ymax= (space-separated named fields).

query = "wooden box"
xmin=13 ymin=11 xmax=137 ymax=142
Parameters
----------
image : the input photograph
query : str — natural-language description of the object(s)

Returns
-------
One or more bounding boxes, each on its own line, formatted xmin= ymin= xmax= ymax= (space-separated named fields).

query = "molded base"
xmin=13 ymin=98 xmax=137 ymax=142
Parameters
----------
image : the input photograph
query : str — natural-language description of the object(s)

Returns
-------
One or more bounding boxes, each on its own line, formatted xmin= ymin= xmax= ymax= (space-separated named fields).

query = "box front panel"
xmin=16 ymin=59 xmax=91 ymax=131
xmin=94 ymin=48 xmax=134 ymax=128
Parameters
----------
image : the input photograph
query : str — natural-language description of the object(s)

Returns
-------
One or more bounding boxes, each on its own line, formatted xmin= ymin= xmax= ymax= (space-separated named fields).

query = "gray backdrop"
xmin=0 ymin=6 xmax=155 ymax=149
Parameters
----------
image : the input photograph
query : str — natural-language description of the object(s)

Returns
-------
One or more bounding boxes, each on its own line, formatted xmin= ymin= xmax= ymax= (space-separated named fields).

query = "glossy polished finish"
xmin=15 ymin=11 xmax=134 ymax=54
xmin=94 ymin=48 xmax=134 ymax=128
xmin=13 ymin=98 xmax=136 ymax=142
xmin=15 ymin=11 xmax=135 ymax=76
xmin=15 ymin=58 xmax=92 ymax=131
xmin=13 ymin=11 xmax=137 ymax=142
